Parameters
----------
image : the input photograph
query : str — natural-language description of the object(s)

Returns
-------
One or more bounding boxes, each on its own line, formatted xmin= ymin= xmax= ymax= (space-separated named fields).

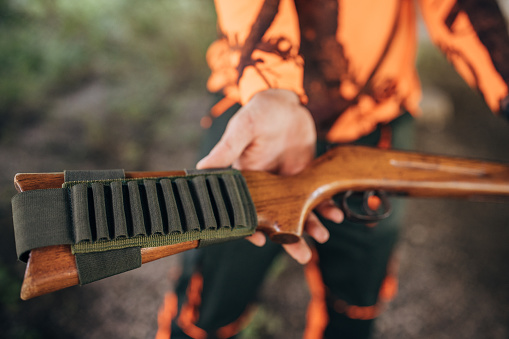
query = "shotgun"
xmin=12 ymin=145 xmax=509 ymax=300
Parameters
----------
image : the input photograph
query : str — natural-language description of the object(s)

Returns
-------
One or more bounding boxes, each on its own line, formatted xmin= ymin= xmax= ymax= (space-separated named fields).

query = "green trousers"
xmin=166 ymin=104 xmax=413 ymax=339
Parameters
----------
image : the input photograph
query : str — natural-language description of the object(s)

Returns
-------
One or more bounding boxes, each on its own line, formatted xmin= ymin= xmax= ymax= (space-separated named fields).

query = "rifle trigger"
xmin=341 ymin=190 xmax=392 ymax=224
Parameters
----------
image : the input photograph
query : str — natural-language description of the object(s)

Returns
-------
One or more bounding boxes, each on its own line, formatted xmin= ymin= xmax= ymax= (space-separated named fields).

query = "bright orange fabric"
xmin=419 ymin=0 xmax=508 ymax=113
xmin=303 ymin=249 xmax=329 ymax=339
xmin=164 ymin=271 xmax=255 ymax=339
xmin=328 ymin=0 xmax=421 ymax=141
xmin=334 ymin=254 xmax=399 ymax=321
xmin=207 ymin=0 xmax=305 ymax=105
xmin=177 ymin=273 xmax=207 ymax=339
xmin=155 ymin=293 xmax=179 ymax=339
xmin=207 ymin=0 xmax=509 ymax=142
xmin=303 ymin=248 xmax=400 ymax=337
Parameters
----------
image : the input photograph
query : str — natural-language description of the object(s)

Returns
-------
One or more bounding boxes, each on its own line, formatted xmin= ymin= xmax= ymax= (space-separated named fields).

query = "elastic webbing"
xmin=12 ymin=188 xmax=73 ymax=262
xmin=64 ymin=169 xmax=125 ymax=182
xmin=66 ymin=169 xmax=139 ymax=285
xmin=91 ymin=182 xmax=110 ymax=241
xmin=75 ymin=247 xmax=141 ymax=285
xmin=12 ymin=169 xmax=257 ymax=283
xmin=67 ymin=170 xmax=257 ymax=254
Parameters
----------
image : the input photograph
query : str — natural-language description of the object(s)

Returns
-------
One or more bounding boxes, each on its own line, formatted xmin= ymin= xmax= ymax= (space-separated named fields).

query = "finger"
xmin=197 ymin=111 xmax=254 ymax=169
xmin=315 ymin=199 xmax=344 ymax=223
xmin=282 ymin=238 xmax=312 ymax=264
xmin=305 ymin=212 xmax=330 ymax=244
xmin=246 ymin=231 xmax=266 ymax=247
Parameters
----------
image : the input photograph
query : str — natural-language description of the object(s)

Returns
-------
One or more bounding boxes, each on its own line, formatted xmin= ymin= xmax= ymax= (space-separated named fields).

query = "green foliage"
xmin=0 ymin=2 xmax=217 ymax=337
xmin=0 ymin=264 xmax=20 ymax=309
xmin=240 ymin=305 xmax=284 ymax=339
xmin=0 ymin=0 xmax=216 ymax=141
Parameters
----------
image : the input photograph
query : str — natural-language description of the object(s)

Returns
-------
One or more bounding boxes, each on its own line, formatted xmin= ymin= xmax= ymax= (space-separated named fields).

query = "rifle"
xmin=12 ymin=145 xmax=509 ymax=300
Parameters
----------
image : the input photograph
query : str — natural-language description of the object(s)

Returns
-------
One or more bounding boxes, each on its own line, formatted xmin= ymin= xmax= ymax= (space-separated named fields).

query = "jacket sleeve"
xmin=419 ymin=0 xmax=509 ymax=117
xmin=206 ymin=0 xmax=306 ymax=107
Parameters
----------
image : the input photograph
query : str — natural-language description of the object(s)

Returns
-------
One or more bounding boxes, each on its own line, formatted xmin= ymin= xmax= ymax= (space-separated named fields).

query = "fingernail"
xmin=299 ymin=249 xmax=312 ymax=264
xmin=317 ymin=227 xmax=330 ymax=243
xmin=196 ymin=157 xmax=207 ymax=169
xmin=332 ymin=210 xmax=344 ymax=223
xmin=246 ymin=233 xmax=266 ymax=247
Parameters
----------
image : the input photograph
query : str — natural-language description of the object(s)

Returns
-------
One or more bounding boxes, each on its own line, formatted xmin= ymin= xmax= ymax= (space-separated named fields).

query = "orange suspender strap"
xmin=155 ymin=272 xmax=206 ymax=339
xmin=303 ymin=249 xmax=329 ymax=339
xmin=156 ymin=293 xmax=179 ymax=339
xmin=303 ymin=249 xmax=400 ymax=338
xmin=176 ymin=273 xmax=207 ymax=339
xmin=156 ymin=271 xmax=255 ymax=339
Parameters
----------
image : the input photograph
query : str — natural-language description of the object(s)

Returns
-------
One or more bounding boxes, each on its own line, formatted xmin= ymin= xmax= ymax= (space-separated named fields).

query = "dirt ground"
xmin=1 ymin=42 xmax=509 ymax=339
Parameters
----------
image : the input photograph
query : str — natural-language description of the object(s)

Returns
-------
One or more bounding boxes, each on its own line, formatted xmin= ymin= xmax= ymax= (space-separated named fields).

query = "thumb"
xmin=197 ymin=111 xmax=254 ymax=169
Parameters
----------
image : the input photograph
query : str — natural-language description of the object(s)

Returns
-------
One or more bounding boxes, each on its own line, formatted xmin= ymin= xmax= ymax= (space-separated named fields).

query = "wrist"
xmin=250 ymin=88 xmax=301 ymax=106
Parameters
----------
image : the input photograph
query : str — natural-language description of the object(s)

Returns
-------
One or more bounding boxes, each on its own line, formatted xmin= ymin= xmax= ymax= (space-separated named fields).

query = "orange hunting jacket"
xmin=206 ymin=0 xmax=509 ymax=142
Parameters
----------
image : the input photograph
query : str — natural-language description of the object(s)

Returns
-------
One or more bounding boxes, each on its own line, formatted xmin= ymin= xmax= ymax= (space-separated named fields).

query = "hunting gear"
xmin=11 ymin=0 xmax=509 ymax=338
xmin=163 ymin=0 xmax=509 ymax=337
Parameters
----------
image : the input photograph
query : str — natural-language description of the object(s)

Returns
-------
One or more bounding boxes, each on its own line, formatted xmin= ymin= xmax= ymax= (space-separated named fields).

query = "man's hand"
xmin=197 ymin=89 xmax=343 ymax=264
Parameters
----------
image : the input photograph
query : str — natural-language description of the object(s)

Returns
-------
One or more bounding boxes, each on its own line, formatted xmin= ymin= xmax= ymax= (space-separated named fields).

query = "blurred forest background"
xmin=1 ymin=1 xmax=509 ymax=338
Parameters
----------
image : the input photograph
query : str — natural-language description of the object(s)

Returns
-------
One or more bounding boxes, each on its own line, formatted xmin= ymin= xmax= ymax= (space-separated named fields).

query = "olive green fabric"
xmin=75 ymin=247 xmax=141 ymax=285
xmin=64 ymin=169 xmax=125 ymax=182
xmin=65 ymin=169 xmax=140 ymax=286
xmin=185 ymin=168 xmax=257 ymax=248
xmin=12 ymin=169 xmax=257 ymax=263
xmin=64 ymin=170 xmax=257 ymax=254
xmin=12 ymin=188 xmax=73 ymax=262
xmin=12 ymin=168 xmax=257 ymax=285
xmin=72 ymin=228 xmax=255 ymax=253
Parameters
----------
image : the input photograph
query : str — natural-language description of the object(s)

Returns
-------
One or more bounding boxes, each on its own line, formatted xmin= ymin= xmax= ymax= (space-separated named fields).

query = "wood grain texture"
xmin=14 ymin=146 xmax=509 ymax=299
xmin=19 ymin=241 xmax=199 ymax=300
xmin=15 ymin=170 xmax=196 ymax=300
xmin=244 ymin=146 xmax=509 ymax=242
xmin=20 ymin=245 xmax=78 ymax=300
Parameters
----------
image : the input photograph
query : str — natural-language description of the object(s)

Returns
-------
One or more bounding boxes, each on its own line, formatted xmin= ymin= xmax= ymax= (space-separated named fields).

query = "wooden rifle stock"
xmin=14 ymin=146 xmax=509 ymax=300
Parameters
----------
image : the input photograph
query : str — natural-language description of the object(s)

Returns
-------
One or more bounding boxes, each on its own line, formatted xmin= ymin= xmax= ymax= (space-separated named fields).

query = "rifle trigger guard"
xmin=341 ymin=190 xmax=392 ymax=224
